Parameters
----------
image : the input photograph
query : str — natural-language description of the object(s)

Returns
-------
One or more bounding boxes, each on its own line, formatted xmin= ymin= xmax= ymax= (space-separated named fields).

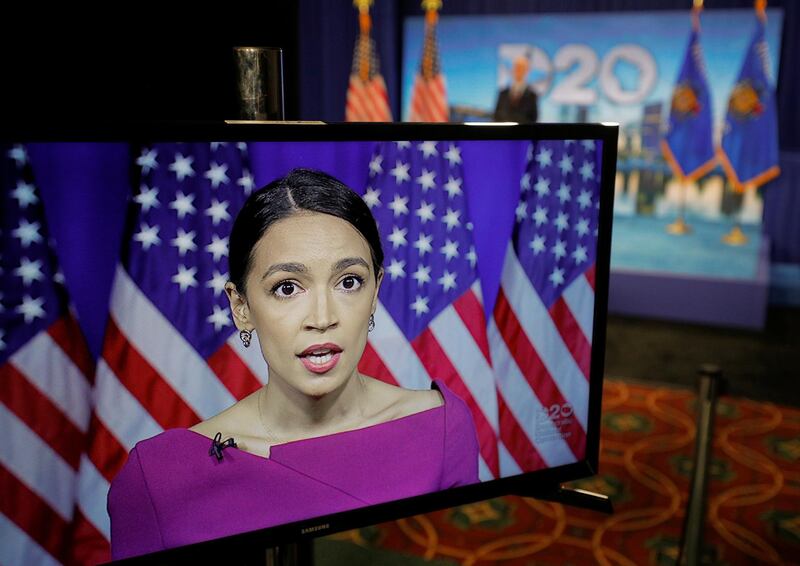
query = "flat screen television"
xmin=1 ymin=122 xmax=617 ymax=565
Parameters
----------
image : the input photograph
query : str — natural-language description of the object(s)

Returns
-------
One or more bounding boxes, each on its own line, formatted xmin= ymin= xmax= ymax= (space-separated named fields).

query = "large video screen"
xmin=0 ymin=124 xmax=616 ymax=563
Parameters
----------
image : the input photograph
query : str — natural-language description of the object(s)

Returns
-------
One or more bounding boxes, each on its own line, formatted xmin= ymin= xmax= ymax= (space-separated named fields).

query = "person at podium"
xmin=107 ymin=168 xmax=480 ymax=560
xmin=493 ymin=54 xmax=539 ymax=124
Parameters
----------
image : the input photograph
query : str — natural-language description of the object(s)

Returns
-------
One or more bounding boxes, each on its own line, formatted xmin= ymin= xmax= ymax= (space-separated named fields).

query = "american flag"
xmin=345 ymin=4 xmax=392 ymax=122
xmin=358 ymin=141 xmax=499 ymax=480
xmin=407 ymin=4 xmax=448 ymax=122
xmin=489 ymin=140 xmax=601 ymax=476
xmin=69 ymin=142 xmax=265 ymax=564
xmin=1 ymin=144 xmax=94 ymax=565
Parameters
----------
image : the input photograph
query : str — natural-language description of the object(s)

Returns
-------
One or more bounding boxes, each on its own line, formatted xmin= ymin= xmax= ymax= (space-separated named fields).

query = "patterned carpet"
xmin=316 ymin=380 xmax=800 ymax=565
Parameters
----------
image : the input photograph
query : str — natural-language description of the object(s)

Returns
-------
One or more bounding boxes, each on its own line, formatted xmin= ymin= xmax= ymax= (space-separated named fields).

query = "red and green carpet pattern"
xmin=317 ymin=380 xmax=800 ymax=565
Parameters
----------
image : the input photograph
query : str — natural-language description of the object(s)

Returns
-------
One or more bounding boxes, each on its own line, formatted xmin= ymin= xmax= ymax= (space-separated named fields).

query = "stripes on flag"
xmin=345 ymin=7 xmax=392 ymax=122
xmin=1 ymin=144 xmax=94 ymax=566
xmin=71 ymin=142 xmax=266 ymax=562
xmin=358 ymin=140 xmax=498 ymax=480
xmin=407 ymin=8 xmax=448 ymax=122
xmin=490 ymin=139 xmax=601 ymax=474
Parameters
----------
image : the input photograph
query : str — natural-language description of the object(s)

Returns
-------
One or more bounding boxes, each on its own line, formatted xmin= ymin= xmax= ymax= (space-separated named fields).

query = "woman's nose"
xmin=305 ymin=289 xmax=338 ymax=331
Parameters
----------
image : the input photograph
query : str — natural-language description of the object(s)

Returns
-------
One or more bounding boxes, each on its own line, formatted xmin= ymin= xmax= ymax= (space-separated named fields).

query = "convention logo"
xmin=670 ymin=81 xmax=702 ymax=119
xmin=727 ymin=78 xmax=765 ymax=119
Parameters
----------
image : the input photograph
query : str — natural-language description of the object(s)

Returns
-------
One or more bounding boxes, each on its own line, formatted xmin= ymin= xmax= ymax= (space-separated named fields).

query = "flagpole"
xmin=721 ymin=182 xmax=751 ymax=246
xmin=666 ymin=177 xmax=692 ymax=235
xmin=666 ymin=0 xmax=703 ymax=237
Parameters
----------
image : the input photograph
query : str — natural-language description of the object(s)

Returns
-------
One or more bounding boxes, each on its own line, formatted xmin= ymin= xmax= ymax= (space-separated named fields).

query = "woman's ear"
xmin=371 ymin=268 xmax=384 ymax=315
xmin=225 ymin=282 xmax=251 ymax=330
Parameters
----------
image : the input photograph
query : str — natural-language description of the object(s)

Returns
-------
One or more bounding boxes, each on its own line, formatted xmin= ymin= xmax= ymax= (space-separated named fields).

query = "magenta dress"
xmin=107 ymin=381 xmax=479 ymax=560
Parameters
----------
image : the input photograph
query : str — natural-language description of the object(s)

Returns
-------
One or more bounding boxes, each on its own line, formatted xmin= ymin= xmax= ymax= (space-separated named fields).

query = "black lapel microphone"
xmin=209 ymin=432 xmax=237 ymax=461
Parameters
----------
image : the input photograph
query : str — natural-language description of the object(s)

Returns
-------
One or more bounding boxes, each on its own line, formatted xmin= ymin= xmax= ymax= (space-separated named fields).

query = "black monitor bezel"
xmin=5 ymin=121 xmax=617 ymax=564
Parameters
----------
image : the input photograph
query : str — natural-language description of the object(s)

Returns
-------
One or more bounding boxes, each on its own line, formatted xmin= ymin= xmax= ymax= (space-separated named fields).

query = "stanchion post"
xmin=678 ymin=364 xmax=724 ymax=566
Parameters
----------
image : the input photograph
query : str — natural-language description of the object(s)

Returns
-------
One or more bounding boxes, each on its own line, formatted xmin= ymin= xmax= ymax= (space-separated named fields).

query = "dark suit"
xmin=494 ymin=86 xmax=538 ymax=123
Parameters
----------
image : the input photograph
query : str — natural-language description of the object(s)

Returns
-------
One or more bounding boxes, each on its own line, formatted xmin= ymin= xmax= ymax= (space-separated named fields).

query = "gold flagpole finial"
xmin=354 ymin=0 xmax=373 ymax=13
xmin=421 ymin=0 xmax=442 ymax=12
xmin=693 ymin=0 xmax=703 ymax=8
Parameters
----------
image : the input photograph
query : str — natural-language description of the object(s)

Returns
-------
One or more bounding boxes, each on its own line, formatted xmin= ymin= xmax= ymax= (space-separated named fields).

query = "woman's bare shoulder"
xmin=189 ymin=389 xmax=260 ymax=440
xmin=366 ymin=376 xmax=444 ymax=419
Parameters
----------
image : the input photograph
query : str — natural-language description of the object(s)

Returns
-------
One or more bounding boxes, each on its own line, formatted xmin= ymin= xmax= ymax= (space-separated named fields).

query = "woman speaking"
xmin=107 ymin=168 xmax=480 ymax=559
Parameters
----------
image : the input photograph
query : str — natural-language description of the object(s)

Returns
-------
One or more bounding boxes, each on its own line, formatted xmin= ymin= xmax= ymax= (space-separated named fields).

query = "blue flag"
xmin=661 ymin=12 xmax=715 ymax=181
xmin=718 ymin=10 xmax=780 ymax=191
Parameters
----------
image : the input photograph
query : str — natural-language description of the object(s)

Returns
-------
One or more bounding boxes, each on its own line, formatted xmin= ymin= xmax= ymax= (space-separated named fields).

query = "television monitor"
xmin=1 ymin=122 xmax=617 ymax=564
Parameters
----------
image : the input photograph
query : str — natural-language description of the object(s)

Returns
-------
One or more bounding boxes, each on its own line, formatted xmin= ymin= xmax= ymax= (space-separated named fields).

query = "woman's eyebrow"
xmin=261 ymin=262 xmax=307 ymax=281
xmin=332 ymin=257 xmax=370 ymax=273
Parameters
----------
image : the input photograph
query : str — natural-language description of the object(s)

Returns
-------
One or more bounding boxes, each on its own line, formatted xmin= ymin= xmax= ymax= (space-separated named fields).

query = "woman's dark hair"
xmin=228 ymin=168 xmax=384 ymax=295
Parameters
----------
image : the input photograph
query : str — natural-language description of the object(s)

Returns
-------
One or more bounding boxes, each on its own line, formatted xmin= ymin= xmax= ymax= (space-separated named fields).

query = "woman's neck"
xmin=259 ymin=373 xmax=369 ymax=442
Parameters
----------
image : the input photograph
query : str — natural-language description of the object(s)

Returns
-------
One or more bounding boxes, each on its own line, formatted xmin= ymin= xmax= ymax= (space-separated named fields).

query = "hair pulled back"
xmin=228 ymin=168 xmax=384 ymax=295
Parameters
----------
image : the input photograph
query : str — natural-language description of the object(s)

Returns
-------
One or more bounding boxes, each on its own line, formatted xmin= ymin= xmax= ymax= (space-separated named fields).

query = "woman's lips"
xmin=298 ymin=343 xmax=342 ymax=374
xmin=299 ymin=351 xmax=341 ymax=374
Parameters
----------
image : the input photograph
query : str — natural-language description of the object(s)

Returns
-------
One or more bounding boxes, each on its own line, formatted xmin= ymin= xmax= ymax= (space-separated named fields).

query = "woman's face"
xmin=228 ymin=211 xmax=382 ymax=399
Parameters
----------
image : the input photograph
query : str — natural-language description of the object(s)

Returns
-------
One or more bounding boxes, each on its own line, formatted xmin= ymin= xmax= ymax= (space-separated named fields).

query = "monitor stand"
xmin=515 ymin=484 xmax=614 ymax=514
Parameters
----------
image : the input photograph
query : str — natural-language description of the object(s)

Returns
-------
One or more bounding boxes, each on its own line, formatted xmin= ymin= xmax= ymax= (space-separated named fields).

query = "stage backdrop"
xmin=402 ymin=9 xmax=783 ymax=284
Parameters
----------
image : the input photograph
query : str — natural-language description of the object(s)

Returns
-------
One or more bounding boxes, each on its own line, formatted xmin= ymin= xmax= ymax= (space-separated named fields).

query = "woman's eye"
xmin=273 ymin=281 xmax=300 ymax=298
xmin=338 ymin=275 xmax=363 ymax=291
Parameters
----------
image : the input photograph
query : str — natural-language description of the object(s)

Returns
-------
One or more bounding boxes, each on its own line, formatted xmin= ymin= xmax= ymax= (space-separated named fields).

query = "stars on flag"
xmin=579 ymin=161 xmax=595 ymax=181
xmin=134 ymin=223 xmax=161 ymax=250
xmin=363 ymin=187 xmax=381 ymax=209
xmin=135 ymin=185 xmax=160 ymax=212
xmin=418 ymin=141 xmax=438 ymax=158
xmin=443 ymin=144 xmax=461 ymax=166
xmin=410 ymin=294 xmax=430 ymax=317
xmin=413 ymin=233 xmax=433 ymax=256
xmin=577 ymin=189 xmax=593 ymax=210
xmin=513 ymin=139 xmax=602 ymax=303
xmin=442 ymin=208 xmax=461 ymax=231
xmin=520 ymin=172 xmax=531 ymax=192
xmin=387 ymin=258 xmax=406 ymax=281
xmin=169 ymin=153 xmax=196 ymax=181
xmin=204 ymin=162 xmax=230 ymax=188
xmin=172 ymin=264 xmax=198 ymax=292
xmin=14 ymin=257 xmax=44 ymax=286
xmin=368 ymin=141 xmax=479 ymax=335
xmin=412 ymin=264 xmax=432 ymax=286
xmin=529 ymin=234 xmax=546 ymax=255
xmin=390 ymin=160 xmax=411 ymax=184
xmin=554 ymin=211 xmax=570 ymax=233
xmin=11 ymin=181 xmax=38 ymax=208
xmin=170 ymin=191 xmax=197 ymax=219
xmin=532 ymin=206 xmax=548 ymax=227
xmin=237 ymin=170 xmax=255 ymax=195
xmin=443 ymin=175 xmax=462 ymax=198
xmin=437 ymin=270 xmax=457 ymax=292
xmin=556 ymin=183 xmax=571 ymax=204
xmin=171 ymin=228 xmax=197 ymax=256
xmin=388 ymin=194 xmax=409 ymax=217
xmin=369 ymin=154 xmax=384 ymax=176
xmin=440 ymin=239 xmax=459 ymax=262
xmin=205 ymin=199 xmax=231 ymax=226
xmin=206 ymin=305 xmax=232 ymax=331
xmin=12 ymin=219 xmax=43 ymax=247
xmin=206 ymin=270 xmax=228 ymax=297
xmin=535 ymin=147 xmax=553 ymax=168
xmin=388 ymin=226 xmax=408 ymax=249
xmin=8 ymin=144 xmax=28 ymax=166
xmin=137 ymin=148 xmax=159 ymax=174
xmin=558 ymin=154 xmax=573 ymax=175
xmin=415 ymin=201 xmax=435 ymax=223
xmin=16 ymin=294 xmax=45 ymax=323
xmin=416 ymin=169 xmax=436 ymax=191
xmin=534 ymin=176 xmax=551 ymax=197
xmin=205 ymin=234 xmax=229 ymax=262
